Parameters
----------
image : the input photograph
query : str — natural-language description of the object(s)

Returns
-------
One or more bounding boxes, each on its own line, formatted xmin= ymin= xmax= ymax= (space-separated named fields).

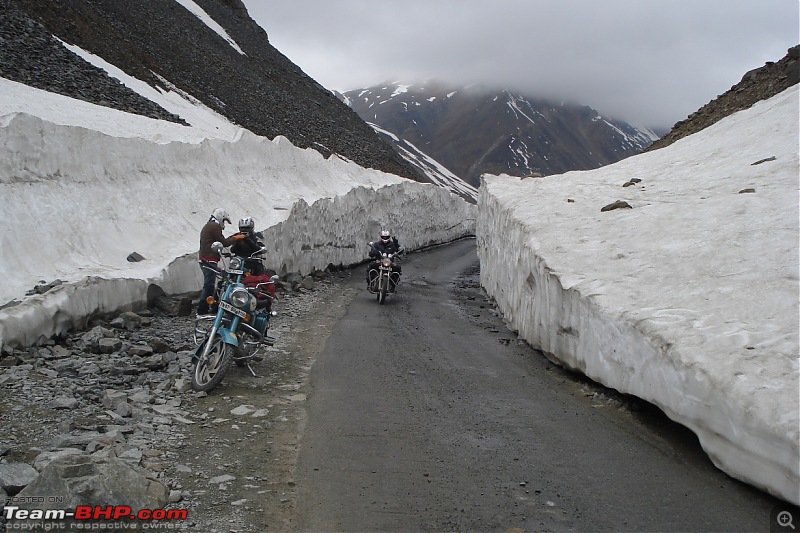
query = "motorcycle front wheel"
xmin=379 ymin=276 xmax=387 ymax=304
xmin=191 ymin=334 xmax=233 ymax=392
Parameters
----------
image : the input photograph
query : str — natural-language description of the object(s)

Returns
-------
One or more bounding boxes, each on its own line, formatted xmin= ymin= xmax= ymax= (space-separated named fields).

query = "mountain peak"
xmin=344 ymin=82 xmax=657 ymax=187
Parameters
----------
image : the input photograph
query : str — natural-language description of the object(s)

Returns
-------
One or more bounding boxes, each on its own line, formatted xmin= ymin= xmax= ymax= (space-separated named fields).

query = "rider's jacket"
xmin=231 ymin=232 xmax=261 ymax=258
xmin=369 ymin=237 xmax=401 ymax=259
xmin=231 ymin=232 xmax=267 ymax=276
xmin=199 ymin=218 xmax=239 ymax=261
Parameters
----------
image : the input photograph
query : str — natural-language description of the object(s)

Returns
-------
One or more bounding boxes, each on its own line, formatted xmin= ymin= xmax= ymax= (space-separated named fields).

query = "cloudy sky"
xmin=241 ymin=0 xmax=798 ymax=130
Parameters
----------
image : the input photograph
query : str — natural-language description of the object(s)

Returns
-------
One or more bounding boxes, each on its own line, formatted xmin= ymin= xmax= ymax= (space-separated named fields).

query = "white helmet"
xmin=211 ymin=208 xmax=232 ymax=229
xmin=380 ymin=230 xmax=391 ymax=242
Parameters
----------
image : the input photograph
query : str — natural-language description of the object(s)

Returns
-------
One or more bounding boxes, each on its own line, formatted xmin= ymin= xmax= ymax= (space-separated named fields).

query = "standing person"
xmin=197 ymin=208 xmax=245 ymax=317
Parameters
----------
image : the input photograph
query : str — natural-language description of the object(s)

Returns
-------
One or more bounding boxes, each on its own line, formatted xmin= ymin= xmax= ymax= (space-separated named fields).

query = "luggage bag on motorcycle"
xmin=242 ymin=274 xmax=277 ymax=297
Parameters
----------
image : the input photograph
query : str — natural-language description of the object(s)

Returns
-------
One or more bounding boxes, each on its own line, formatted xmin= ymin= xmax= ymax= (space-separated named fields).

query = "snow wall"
xmin=477 ymin=88 xmax=799 ymax=504
xmin=0 ymin=112 xmax=475 ymax=350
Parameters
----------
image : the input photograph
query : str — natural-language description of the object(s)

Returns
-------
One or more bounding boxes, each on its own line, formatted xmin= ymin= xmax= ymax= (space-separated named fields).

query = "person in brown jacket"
xmin=196 ymin=208 xmax=245 ymax=316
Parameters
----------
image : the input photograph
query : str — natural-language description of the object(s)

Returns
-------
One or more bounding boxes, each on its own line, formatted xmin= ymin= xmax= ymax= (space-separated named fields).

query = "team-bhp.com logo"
xmin=3 ymin=504 xmax=189 ymax=529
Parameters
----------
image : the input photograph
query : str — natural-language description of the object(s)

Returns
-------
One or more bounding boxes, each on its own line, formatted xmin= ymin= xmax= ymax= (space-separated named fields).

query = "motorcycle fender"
xmin=217 ymin=327 xmax=239 ymax=346
xmin=194 ymin=329 xmax=239 ymax=360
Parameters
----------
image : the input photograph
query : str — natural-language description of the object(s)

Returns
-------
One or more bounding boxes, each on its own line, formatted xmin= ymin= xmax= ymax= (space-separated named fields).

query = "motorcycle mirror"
xmin=211 ymin=241 xmax=224 ymax=253
xmin=368 ymin=241 xmax=374 ymax=246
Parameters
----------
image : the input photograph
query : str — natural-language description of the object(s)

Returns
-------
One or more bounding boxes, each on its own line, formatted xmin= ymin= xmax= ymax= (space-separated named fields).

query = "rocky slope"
xmin=0 ymin=275 xmax=352 ymax=531
xmin=647 ymin=45 xmax=799 ymax=151
xmin=0 ymin=0 xmax=422 ymax=182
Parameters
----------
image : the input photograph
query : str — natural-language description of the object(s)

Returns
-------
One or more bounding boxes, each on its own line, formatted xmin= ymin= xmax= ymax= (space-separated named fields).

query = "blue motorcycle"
xmin=192 ymin=241 xmax=278 ymax=392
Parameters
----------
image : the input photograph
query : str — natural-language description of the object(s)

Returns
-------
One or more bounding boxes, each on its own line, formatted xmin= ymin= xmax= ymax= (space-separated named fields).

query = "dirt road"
xmin=4 ymin=239 xmax=779 ymax=532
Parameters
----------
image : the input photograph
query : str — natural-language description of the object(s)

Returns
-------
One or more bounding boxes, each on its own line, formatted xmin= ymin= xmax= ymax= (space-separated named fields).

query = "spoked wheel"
xmin=191 ymin=334 xmax=232 ymax=392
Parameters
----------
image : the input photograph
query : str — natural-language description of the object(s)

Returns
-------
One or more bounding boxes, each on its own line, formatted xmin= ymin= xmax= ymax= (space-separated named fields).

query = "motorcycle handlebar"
xmin=368 ymin=242 xmax=403 ymax=257
xmin=200 ymin=264 xmax=222 ymax=276
xmin=247 ymin=286 xmax=275 ymax=299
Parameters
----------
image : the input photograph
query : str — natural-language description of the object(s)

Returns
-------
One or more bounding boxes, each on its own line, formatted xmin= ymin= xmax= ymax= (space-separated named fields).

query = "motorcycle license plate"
xmin=227 ymin=269 xmax=244 ymax=275
xmin=219 ymin=300 xmax=247 ymax=318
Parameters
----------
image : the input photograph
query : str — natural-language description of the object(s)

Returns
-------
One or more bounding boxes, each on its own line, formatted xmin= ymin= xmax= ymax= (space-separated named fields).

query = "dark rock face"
xmin=1 ymin=0 xmax=422 ymax=181
xmin=0 ymin=0 xmax=185 ymax=123
xmin=647 ymin=45 xmax=800 ymax=152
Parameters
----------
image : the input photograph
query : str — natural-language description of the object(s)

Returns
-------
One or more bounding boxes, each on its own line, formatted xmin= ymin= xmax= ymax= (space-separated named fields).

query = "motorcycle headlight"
xmin=230 ymin=288 xmax=255 ymax=311
xmin=229 ymin=257 xmax=243 ymax=270
xmin=381 ymin=257 xmax=392 ymax=267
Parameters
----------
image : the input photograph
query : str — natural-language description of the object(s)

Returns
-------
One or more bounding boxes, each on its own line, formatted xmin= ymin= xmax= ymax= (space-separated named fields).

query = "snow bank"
xmin=0 ymin=111 xmax=401 ymax=304
xmin=0 ymin=111 xmax=475 ymax=349
xmin=477 ymin=86 xmax=799 ymax=504
xmin=259 ymin=182 xmax=476 ymax=276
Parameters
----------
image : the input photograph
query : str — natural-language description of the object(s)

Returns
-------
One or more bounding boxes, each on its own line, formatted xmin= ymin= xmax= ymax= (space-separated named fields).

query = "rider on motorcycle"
xmin=367 ymin=230 xmax=402 ymax=289
xmin=231 ymin=216 xmax=268 ymax=276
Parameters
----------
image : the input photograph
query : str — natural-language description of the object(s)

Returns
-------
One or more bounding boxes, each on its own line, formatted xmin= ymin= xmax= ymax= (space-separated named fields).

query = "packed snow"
xmin=0 ymin=74 xmax=476 ymax=349
xmin=478 ymin=85 xmax=799 ymax=505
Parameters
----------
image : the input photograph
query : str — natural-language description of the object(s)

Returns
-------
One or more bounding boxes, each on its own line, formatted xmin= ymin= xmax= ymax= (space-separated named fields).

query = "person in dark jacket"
xmin=231 ymin=216 xmax=267 ymax=276
xmin=367 ymin=229 xmax=402 ymax=289
xmin=197 ymin=208 xmax=245 ymax=316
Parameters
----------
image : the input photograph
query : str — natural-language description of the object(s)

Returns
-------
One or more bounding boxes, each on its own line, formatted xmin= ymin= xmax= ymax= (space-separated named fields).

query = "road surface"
xmin=294 ymin=238 xmax=782 ymax=532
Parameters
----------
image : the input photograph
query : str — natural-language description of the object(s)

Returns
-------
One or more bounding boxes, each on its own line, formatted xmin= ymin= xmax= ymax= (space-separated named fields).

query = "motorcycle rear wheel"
xmin=191 ymin=335 xmax=232 ymax=392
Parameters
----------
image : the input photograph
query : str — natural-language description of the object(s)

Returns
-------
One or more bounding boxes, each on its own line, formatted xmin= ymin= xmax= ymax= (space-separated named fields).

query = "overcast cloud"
xmin=241 ymin=0 xmax=798 ymax=129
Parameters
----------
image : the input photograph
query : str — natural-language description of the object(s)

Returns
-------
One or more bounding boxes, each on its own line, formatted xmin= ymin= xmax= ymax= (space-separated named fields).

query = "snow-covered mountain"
xmin=343 ymin=80 xmax=660 ymax=187
xmin=366 ymin=122 xmax=478 ymax=202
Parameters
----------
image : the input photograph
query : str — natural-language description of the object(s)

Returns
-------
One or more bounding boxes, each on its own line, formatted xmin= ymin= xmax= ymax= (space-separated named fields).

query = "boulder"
xmin=15 ymin=455 xmax=168 ymax=511
xmin=0 ymin=463 xmax=39 ymax=495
